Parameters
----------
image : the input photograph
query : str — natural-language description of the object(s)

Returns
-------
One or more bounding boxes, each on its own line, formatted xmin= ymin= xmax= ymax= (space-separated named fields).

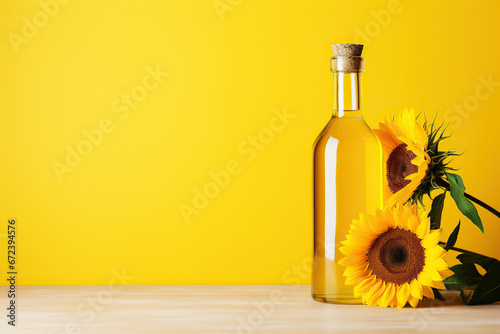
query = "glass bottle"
xmin=312 ymin=44 xmax=383 ymax=303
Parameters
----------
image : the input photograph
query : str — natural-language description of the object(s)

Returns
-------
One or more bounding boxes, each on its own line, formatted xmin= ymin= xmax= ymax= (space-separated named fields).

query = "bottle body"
xmin=312 ymin=112 xmax=383 ymax=303
xmin=311 ymin=45 xmax=383 ymax=303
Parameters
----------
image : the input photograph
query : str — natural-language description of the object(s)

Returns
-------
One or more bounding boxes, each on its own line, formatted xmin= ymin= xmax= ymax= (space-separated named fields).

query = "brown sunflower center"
xmin=367 ymin=227 xmax=425 ymax=286
xmin=386 ymin=144 xmax=418 ymax=194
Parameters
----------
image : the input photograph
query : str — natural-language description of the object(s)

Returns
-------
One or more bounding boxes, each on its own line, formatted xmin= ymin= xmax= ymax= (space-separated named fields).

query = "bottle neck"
xmin=333 ymin=72 xmax=362 ymax=117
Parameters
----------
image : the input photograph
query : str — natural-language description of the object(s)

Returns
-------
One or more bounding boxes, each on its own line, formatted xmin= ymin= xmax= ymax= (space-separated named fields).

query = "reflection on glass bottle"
xmin=312 ymin=44 xmax=383 ymax=304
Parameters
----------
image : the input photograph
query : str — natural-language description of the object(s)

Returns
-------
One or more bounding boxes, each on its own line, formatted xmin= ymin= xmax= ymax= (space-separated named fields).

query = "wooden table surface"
xmin=1 ymin=285 xmax=499 ymax=333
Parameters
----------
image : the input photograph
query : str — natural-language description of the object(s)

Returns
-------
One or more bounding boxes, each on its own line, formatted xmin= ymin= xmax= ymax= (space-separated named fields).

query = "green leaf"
xmin=457 ymin=253 xmax=499 ymax=271
xmin=461 ymin=288 xmax=474 ymax=304
xmin=428 ymin=192 xmax=446 ymax=230
xmin=445 ymin=172 xmax=484 ymax=233
xmin=444 ymin=221 xmax=460 ymax=251
xmin=432 ymin=288 xmax=446 ymax=301
xmin=464 ymin=262 xmax=500 ymax=305
xmin=443 ymin=264 xmax=482 ymax=290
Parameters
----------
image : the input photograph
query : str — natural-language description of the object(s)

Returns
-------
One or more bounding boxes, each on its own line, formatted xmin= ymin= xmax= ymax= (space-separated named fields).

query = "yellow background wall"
xmin=1 ymin=0 xmax=499 ymax=285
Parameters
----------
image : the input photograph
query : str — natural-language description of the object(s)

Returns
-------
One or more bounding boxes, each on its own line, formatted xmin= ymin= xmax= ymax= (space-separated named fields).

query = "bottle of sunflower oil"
xmin=312 ymin=44 xmax=383 ymax=303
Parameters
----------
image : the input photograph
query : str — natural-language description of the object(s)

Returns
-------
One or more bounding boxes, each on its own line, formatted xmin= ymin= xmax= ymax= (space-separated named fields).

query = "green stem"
xmin=437 ymin=179 xmax=500 ymax=219
xmin=463 ymin=192 xmax=500 ymax=219
xmin=438 ymin=241 xmax=482 ymax=255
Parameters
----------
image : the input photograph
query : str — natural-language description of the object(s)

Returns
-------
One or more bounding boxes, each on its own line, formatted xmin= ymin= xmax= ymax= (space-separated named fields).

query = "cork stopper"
xmin=332 ymin=44 xmax=363 ymax=57
xmin=331 ymin=44 xmax=364 ymax=73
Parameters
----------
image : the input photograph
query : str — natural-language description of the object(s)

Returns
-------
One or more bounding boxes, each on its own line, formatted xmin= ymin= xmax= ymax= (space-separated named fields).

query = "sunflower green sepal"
xmin=409 ymin=115 xmax=461 ymax=207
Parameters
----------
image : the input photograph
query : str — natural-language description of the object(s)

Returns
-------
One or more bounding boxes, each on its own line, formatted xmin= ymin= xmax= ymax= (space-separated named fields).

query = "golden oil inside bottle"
xmin=312 ymin=44 xmax=383 ymax=303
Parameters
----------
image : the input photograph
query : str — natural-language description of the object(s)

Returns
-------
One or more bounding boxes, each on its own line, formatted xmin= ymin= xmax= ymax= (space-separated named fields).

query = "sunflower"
xmin=373 ymin=109 xmax=431 ymax=207
xmin=338 ymin=203 xmax=453 ymax=308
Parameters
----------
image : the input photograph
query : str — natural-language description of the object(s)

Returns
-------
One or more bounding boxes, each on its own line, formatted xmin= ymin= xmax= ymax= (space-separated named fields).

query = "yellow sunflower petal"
xmin=417 ymin=270 xmax=433 ymax=287
xmin=396 ymin=283 xmax=411 ymax=308
xmin=432 ymin=280 xmax=446 ymax=290
xmin=408 ymin=296 xmax=419 ymax=308
xmin=410 ymin=279 xmax=423 ymax=300
xmin=425 ymin=245 xmax=447 ymax=260
xmin=421 ymin=230 xmax=442 ymax=249
xmin=439 ymin=268 xmax=455 ymax=280
xmin=416 ymin=219 xmax=430 ymax=239
xmin=343 ymin=262 xmax=368 ymax=277
xmin=422 ymin=285 xmax=434 ymax=299
xmin=353 ymin=275 xmax=376 ymax=298
xmin=379 ymin=283 xmax=396 ymax=308
xmin=366 ymin=280 xmax=385 ymax=306
xmin=407 ymin=216 xmax=419 ymax=232
xmin=424 ymin=265 xmax=443 ymax=282
xmin=338 ymin=255 xmax=367 ymax=267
